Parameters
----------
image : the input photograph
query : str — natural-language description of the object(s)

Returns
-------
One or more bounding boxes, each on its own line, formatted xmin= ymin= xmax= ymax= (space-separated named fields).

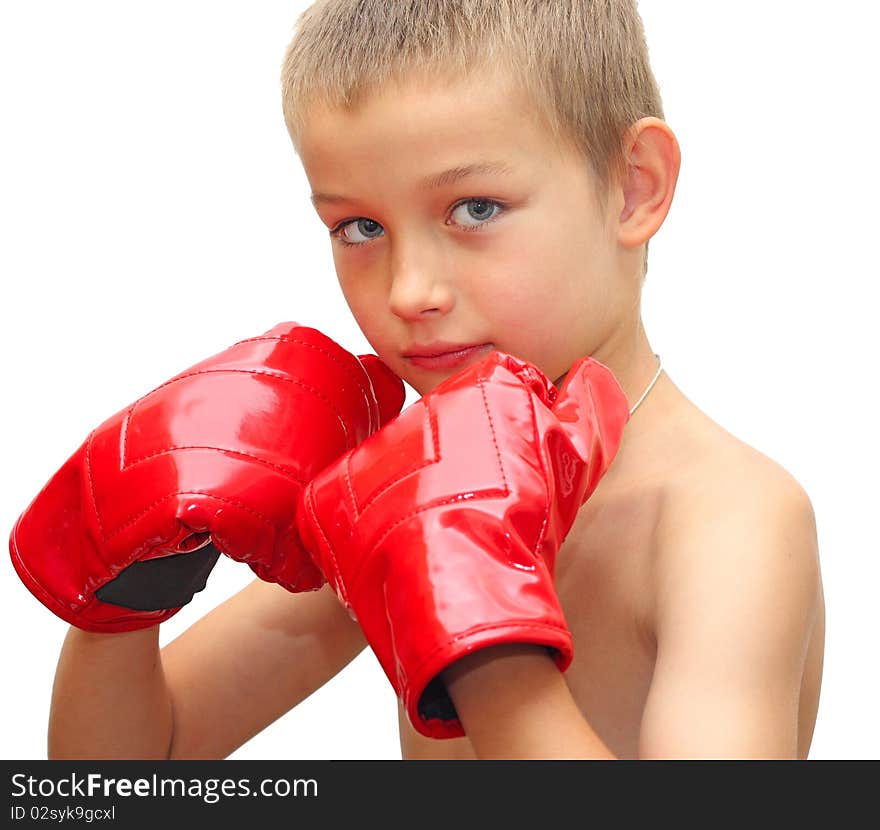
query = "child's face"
xmin=298 ymin=69 xmax=634 ymax=395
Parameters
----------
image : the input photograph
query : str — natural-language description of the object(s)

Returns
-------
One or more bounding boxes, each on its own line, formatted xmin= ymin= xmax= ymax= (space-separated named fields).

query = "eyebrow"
xmin=310 ymin=160 xmax=515 ymax=207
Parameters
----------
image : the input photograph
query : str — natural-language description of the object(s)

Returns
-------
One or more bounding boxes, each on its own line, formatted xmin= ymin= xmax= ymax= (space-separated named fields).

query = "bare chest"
xmin=551 ymin=482 xmax=662 ymax=759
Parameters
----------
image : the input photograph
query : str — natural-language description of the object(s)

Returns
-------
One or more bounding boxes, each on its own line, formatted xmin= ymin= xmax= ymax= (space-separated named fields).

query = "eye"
xmin=329 ymin=198 xmax=506 ymax=248
xmin=448 ymin=198 xmax=504 ymax=230
xmin=332 ymin=218 xmax=384 ymax=247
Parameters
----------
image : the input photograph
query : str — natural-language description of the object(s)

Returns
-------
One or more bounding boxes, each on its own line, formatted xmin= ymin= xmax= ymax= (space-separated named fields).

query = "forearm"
xmin=442 ymin=643 xmax=617 ymax=760
xmin=48 ymin=625 xmax=174 ymax=760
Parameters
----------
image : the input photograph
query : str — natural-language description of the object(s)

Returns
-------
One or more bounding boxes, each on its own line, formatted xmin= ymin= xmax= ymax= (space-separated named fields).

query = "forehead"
xmin=297 ymin=70 xmax=558 ymax=187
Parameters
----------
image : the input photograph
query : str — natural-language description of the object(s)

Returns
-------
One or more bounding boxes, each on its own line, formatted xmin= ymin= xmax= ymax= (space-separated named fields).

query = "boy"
xmin=16 ymin=0 xmax=823 ymax=759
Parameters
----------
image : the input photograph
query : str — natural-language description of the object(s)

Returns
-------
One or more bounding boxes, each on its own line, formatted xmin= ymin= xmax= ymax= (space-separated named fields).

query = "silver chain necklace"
xmin=629 ymin=353 xmax=663 ymax=416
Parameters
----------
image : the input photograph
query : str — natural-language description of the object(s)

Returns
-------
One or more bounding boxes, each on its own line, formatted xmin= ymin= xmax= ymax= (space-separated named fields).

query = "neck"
xmin=588 ymin=316 xmax=660 ymax=413
xmin=584 ymin=317 xmax=682 ymax=492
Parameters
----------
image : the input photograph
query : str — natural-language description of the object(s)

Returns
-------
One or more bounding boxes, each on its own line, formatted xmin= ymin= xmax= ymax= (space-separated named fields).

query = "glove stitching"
xmin=89 ymin=490 xmax=279 ymax=604
xmin=118 ymin=443 xmax=311 ymax=481
xmin=357 ymin=355 xmax=399 ymax=434
xmin=230 ymin=334 xmax=372 ymax=406
xmin=345 ymin=379 xmax=513 ymax=598
xmin=337 ymin=450 xmax=365 ymax=595
xmin=98 ymin=490 xmax=276 ymax=543
xmin=477 ymin=375 xmax=510 ymax=493
xmin=81 ymin=487 xmax=276 ymax=609
xmin=525 ymin=384 xmax=553 ymax=563
xmin=559 ymin=367 xmax=604 ymax=508
xmin=352 ymin=400 xmax=440 ymax=517
xmin=344 ymin=450 xmax=359 ymax=523
xmin=582 ymin=371 xmax=607 ymax=495
xmin=84 ymin=429 xmax=111 ymax=571
xmin=304 ymin=483 xmax=349 ymax=606
xmin=428 ymin=395 xmax=442 ymax=458
xmin=124 ymin=369 xmax=357 ymax=463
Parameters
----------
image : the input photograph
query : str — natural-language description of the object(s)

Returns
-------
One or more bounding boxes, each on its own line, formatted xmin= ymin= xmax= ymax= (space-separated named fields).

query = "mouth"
xmin=403 ymin=342 xmax=494 ymax=371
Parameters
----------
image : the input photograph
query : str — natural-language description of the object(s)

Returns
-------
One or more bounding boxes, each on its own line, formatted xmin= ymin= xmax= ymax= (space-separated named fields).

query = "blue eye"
xmin=330 ymin=198 xmax=506 ymax=248
xmin=332 ymin=218 xmax=383 ymax=247
xmin=449 ymin=198 xmax=502 ymax=228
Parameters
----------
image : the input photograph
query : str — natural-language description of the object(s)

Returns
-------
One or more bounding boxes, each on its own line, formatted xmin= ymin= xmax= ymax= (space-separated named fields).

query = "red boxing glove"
xmin=9 ymin=323 xmax=405 ymax=633
xmin=296 ymin=349 xmax=629 ymax=738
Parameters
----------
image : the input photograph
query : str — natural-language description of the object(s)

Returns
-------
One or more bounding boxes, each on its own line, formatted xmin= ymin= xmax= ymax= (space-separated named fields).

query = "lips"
xmin=403 ymin=342 xmax=493 ymax=371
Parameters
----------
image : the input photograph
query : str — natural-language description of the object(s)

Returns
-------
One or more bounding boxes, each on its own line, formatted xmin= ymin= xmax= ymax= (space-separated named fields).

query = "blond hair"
xmin=281 ymin=0 xmax=665 ymax=280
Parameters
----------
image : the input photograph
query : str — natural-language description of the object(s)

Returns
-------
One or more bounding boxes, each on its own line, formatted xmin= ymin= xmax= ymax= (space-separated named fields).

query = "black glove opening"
xmin=95 ymin=543 xmax=222 ymax=611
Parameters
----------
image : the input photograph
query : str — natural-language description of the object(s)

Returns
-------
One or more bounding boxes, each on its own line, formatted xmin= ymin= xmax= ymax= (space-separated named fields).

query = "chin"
xmin=408 ymin=378 xmax=438 ymax=397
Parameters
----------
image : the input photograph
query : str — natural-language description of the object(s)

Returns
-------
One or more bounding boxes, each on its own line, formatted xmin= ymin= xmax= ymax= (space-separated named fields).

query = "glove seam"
xmin=233 ymin=332 xmax=376 ymax=434
xmin=117 ymin=441 xmax=311 ymax=480
xmin=525 ymin=382 xmax=553 ymax=562
xmin=348 ymin=400 xmax=440 ymax=518
xmin=124 ymin=369 xmax=359 ymax=460
xmin=232 ymin=332 xmax=371 ymax=399
xmin=477 ymin=375 xmax=510 ymax=493
xmin=76 ymin=488 xmax=278 ymax=611
xmin=582 ymin=374 xmax=602 ymax=494
xmin=303 ymin=482 xmax=350 ymax=607
xmin=344 ymin=451 xmax=359 ymax=526
xmin=342 ymin=378 xmax=516 ymax=598
xmin=95 ymin=490 xmax=276 ymax=543
xmin=357 ymin=354 xmax=403 ymax=434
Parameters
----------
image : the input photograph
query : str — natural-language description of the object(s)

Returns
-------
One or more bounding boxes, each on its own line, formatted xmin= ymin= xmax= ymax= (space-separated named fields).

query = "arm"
xmin=442 ymin=643 xmax=616 ymax=759
xmin=49 ymin=625 xmax=172 ymax=760
xmin=638 ymin=472 xmax=822 ymax=759
xmin=48 ymin=578 xmax=368 ymax=760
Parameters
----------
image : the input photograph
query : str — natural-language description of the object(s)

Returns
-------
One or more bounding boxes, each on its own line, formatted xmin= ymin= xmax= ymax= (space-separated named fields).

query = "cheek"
xmin=335 ymin=261 xmax=379 ymax=313
xmin=471 ymin=238 xmax=588 ymax=327
xmin=470 ymin=255 xmax=600 ymax=375
xmin=491 ymin=214 xmax=589 ymax=291
xmin=329 ymin=279 xmax=377 ymax=348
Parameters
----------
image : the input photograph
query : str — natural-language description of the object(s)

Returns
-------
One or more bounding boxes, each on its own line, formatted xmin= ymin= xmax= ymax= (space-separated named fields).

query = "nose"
xmin=388 ymin=241 xmax=455 ymax=321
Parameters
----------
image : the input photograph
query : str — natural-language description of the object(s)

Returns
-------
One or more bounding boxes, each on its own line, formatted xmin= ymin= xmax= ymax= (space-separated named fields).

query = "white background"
xmin=1 ymin=1 xmax=877 ymax=760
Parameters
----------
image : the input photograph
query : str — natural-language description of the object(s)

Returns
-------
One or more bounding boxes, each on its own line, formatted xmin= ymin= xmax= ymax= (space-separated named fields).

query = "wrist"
xmin=402 ymin=620 xmax=572 ymax=740
xmin=441 ymin=642 xmax=559 ymax=701
xmin=66 ymin=623 xmax=162 ymax=649
xmin=442 ymin=643 xmax=616 ymax=759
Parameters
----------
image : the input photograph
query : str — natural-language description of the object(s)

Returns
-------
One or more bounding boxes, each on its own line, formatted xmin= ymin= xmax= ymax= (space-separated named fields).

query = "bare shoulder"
xmin=658 ymin=407 xmax=819 ymax=559
xmin=653 ymin=410 xmax=822 ymax=641
xmin=664 ymin=412 xmax=817 ymax=532
xmin=638 ymin=413 xmax=824 ymax=758
xmin=162 ymin=578 xmax=368 ymax=759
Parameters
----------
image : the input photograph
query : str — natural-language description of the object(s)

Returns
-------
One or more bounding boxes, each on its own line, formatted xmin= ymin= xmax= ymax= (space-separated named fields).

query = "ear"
xmin=617 ymin=117 xmax=681 ymax=248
